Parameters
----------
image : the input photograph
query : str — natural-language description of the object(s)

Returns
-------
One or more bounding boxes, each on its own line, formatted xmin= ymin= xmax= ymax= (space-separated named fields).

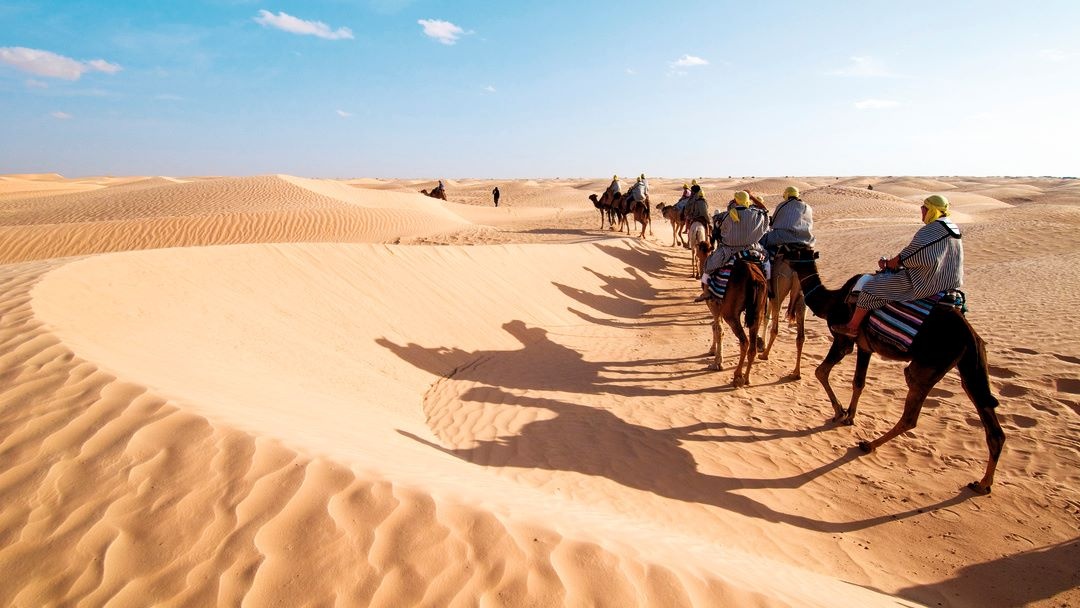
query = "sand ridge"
xmin=1 ymin=173 xmax=1078 ymax=606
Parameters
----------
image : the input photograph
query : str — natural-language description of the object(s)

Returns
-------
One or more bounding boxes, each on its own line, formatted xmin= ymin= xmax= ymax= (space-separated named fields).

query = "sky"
xmin=1 ymin=0 xmax=1078 ymax=178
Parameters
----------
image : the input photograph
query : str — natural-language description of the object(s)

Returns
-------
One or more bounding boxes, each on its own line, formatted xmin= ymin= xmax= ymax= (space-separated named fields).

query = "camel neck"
xmin=789 ymin=259 xmax=838 ymax=318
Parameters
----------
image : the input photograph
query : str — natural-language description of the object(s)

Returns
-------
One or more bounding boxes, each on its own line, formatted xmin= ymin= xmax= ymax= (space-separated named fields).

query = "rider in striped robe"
xmin=703 ymin=190 xmax=769 ymax=275
xmin=833 ymin=194 xmax=963 ymax=337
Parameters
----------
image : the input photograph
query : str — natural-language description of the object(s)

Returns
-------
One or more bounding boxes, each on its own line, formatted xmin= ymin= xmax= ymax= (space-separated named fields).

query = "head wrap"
xmin=682 ymin=183 xmax=688 ymax=189
xmin=613 ymin=174 xmax=618 ymax=180
xmin=640 ymin=173 xmax=645 ymax=180
xmin=690 ymin=184 xmax=701 ymax=194
xmin=691 ymin=179 xmax=698 ymax=186
xmin=729 ymin=191 xmax=750 ymax=222
xmin=783 ymin=186 xmax=799 ymax=199
xmin=922 ymin=194 xmax=949 ymax=224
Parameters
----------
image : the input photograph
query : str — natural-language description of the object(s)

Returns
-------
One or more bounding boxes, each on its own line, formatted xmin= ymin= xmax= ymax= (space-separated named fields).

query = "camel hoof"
xmin=759 ymin=353 xmax=770 ymax=361
xmin=967 ymin=481 xmax=992 ymax=495
xmin=857 ymin=440 xmax=874 ymax=453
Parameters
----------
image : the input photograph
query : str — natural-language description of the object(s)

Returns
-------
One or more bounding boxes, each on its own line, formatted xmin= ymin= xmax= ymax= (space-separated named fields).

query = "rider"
xmin=761 ymin=186 xmax=815 ymax=252
xmin=684 ymin=183 xmax=710 ymax=232
xmin=606 ymin=174 xmax=622 ymax=197
xmin=703 ymin=190 xmax=769 ymax=275
xmin=831 ymin=194 xmax=963 ymax=338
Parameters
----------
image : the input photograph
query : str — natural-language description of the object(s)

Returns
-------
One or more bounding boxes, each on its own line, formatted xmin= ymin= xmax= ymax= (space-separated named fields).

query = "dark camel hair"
xmin=783 ymin=246 xmax=1005 ymax=494
xmin=656 ymin=202 xmax=686 ymax=247
xmin=759 ymin=252 xmax=807 ymax=379
xmin=588 ymin=192 xmax=616 ymax=230
xmin=703 ymin=260 xmax=767 ymax=387
xmin=420 ymin=186 xmax=447 ymax=201
xmin=687 ymin=220 xmax=710 ymax=279
xmin=590 ymin=191 xmax=652 ymax=238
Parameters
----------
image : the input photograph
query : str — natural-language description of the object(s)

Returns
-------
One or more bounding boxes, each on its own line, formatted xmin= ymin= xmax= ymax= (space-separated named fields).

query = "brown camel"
xmin=758 ymin=250 xmax=807 ymax=379
xmin=420 ymin=187 xmax=447 ymax=201
xmin=656 ymin=203 xmax=685 ymax=247
xmin=590 ymin=192 xmax=651 ymax=238
xmin=783 ymin=246 xmax=1005 ymax=494
xmin=702 ymin=260 xmax=768 ymax=387
xmin=588 ymin=192 xmax=616 ymax=230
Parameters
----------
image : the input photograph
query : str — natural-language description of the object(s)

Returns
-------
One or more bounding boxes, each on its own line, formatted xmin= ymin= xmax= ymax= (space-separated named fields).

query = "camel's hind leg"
xmin=707 ymin=299 xmax=723 ymax=369
xmin=724 ymin=314 xmax=749 ymax=386
xmin=858 ymin=360 xmax=949 ymax=452
xmin=760 ymin=281 xmax=783 ymax=361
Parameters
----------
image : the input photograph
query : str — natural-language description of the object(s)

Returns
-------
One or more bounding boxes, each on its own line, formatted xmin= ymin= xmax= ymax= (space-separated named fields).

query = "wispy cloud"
xmin=0 ymin=46 xmax=121 ymax=80
xmin=25 ymin=78 xmax=48 ymax=89
xmin=829 ymin=56 xmax=896 ymax=77
xmin=418 ymin=19 xmax=466 ymax=45
xmin=625 ymin=68 xmax=636 ymax=75
xmin=671 ymin=54 xmax=709 ymax=68
xmin=483 ymin=85 xmax=496 ymax=93
xmin=50 ymin=111 xmax=72 ymax=120
xmin=854 ymin=99 xmax=901 ymax=110
xmin=336 ymin=109 xmax=352 ymax=117
xmin=254 ymin=10 xmax=353 ymax=40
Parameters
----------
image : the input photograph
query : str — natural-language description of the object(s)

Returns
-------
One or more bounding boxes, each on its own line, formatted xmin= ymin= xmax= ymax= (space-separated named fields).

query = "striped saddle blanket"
xmin=704 ymin=250 xmax=767 ymax=300
xmin=866 ymin=290 xmax=966 ymax=352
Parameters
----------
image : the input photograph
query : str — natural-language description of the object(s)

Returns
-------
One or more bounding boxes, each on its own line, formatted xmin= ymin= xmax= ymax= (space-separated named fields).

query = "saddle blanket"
xmin=702 ymin=250 xmax=768 ymax=300
xmin=866 ymin=290 xmax=966 ymax=352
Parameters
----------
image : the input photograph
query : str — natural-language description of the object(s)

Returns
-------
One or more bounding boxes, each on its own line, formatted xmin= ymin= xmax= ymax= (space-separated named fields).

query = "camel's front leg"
xmin=858 ymin=361 xmax=947 ymax=452
xmin=792 ymin=305 xmax=806 ymax=380
xmin=725 ymin=315 xmax=749 ymax=386
xmin=816 ymin=339 xmax=853 ymax=422
xmin=760 ymin=295 xmax=781 ymax=361
xmin=707 ymin=301 xmax=723 ymax=369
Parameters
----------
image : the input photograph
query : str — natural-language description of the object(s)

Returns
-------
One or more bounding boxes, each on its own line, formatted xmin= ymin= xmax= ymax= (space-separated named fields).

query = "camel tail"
xmin=742 ymin=263 xmax=766 ymax=328
xmin=957 ymin=326 xmax=999 ymax=411
xmin=786 ymin=288 xmax=804 ymax=322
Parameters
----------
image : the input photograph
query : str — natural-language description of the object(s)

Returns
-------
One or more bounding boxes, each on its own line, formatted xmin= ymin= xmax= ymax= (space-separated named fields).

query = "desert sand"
xmin=0 ymin=173 xmax=1077 ymax=607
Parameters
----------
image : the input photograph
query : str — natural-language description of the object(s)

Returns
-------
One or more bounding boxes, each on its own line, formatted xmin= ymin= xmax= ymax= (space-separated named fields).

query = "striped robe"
xmin=857 ymin=217 xmax=963 ymax=310
xmin=704 ymin=205 xmax=769 ymax=274
xmin=762 ymin=197 xmax=815 ymax=249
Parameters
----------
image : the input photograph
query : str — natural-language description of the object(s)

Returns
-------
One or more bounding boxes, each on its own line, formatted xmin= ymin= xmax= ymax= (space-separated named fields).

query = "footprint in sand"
xmin=930 ymin=508 xmax=961 ymax=522
xmin=998 ymin=382 xmax=1029 ymax=398
xmin=988 ymin=364 xmax=1019 ymax=378
xmin=1008 ymin=414 xmax=1038 ymax=429
xmin=1055 ymin=378 xmax=1080 ymax=394
xmin=1052 ymin=353 xmax=1080 ymax=365
xmin=929 ymin=387 xmax=955 ymax=399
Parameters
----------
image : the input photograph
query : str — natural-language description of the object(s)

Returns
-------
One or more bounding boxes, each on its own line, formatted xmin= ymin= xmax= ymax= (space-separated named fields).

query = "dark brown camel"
xmin=759 ymin=251 xmax=807 ymax=379
xmin=590 ymin=192 xmax=651 ymax=238
xmin=420 ymin=186 xmax=447 ymax=201
xmin=703 ymin=260 xmax=767 ymax=387
xmin=656 ymin=203 xmax=685 ymax=247
xmin=783 ymin=246 xmax=1005 ymax=494
xmin=588 ymin=192 xmax=616 ymax=230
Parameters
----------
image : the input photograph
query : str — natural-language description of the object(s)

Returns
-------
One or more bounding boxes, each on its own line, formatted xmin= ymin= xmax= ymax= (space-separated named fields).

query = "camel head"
xmin=589 ymin=193 xmax=599 ymax=204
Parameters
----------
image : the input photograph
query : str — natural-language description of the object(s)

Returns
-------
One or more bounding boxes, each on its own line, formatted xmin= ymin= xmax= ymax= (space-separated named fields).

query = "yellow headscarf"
xmin=691 ymin=179 xmax=698 ymax=186
xmin=783 ymin=186 xmax=799 ymax=199
xmin=923 ymin=194 xmax=949 ymax=224
xmin=729 ymin=190 xmax=750 ymax=222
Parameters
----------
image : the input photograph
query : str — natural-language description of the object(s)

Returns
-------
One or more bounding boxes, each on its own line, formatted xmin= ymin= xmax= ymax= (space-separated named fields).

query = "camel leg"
xmin=724 ymin=315 xmax=748 ymax=386
xmin=816 ymin=339 xmax=854 ymax=422
xmin=967 ymin=405 xmax=1005 ymax=494
xmin=792 ymin=305 xmax=805 ymax=380
xmin=707 ymin=300 xmax=723 ymax=368
xmin=760 ymin=294 xmax=780 ymax=361
xmin=842 ymin=348 xmax=872 ymax=424
xmin=858 ymin=361 xmax=948 ymax=453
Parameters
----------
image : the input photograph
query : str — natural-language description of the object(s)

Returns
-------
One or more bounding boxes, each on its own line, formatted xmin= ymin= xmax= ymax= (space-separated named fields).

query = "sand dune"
xmin=1 ymin=174 xmax=1078 ymax=607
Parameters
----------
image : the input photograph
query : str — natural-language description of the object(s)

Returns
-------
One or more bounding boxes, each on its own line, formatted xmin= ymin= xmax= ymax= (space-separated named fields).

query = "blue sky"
xmin=1 ymin=0 xmax=1077 ymax=178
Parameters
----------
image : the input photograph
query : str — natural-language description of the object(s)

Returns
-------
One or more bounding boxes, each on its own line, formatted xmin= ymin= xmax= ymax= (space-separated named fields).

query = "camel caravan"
xmin=589 ymin=179 xmax=1005 ymax=494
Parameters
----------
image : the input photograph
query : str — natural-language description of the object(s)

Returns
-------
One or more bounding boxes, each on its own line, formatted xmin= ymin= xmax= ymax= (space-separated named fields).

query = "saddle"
xmin=866 ymin=290 xmax=967 ymax=352
xmin=702 ymin=250 xmax=767 ymax=301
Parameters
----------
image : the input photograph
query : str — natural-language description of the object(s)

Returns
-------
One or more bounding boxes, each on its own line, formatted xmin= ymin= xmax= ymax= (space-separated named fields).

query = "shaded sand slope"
xmin=0 ymin=241 xmax=904 ymax=607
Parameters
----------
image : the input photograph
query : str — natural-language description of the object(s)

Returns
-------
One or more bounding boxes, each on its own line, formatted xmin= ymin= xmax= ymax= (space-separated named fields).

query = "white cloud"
xmin=336 ymin=109 xmax=352 ymax=117
xmin=25 ymin=78 xmax=48 ymax=89
xmin=625 ymin=68 xmax=636 ymax=75
xmin=483 ymin=85 xmax=496 ymax=93
xmin=50 ymin=111 xmax=72 ymax=119
xmin=418 ymin=19 xmax=466 ymax=45
xmin=854 ymin=99 xmax=901 ymax=110
xmin=0 ymin=46 xmax=122 ymax=80
xmin=254 ymin=10 xmax=353 ymax=40
xmin=829 ymin=56 xmax=896 ymax=77
xmin=671 ymin=54 xmax=709 ymax=68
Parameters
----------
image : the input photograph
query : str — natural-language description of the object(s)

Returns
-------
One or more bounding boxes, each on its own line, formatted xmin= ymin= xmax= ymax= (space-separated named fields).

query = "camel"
xmin=590 ymin=192 xmax=652 ymax=238
xmin=687 ymin=220 xmax=710 ymax=278
xmin=420 ymin=187 xmax=447 ymax=201
xmin=588 ymin=192 xmax=616 ymax=230
xmin=783 ymin=246 xmax=1005 ymax=494
xmin=702 ymin=259 xmax=768 ymax=387
xmin=656 ymin=203 xmax=685 ymax=247
xmin=758 ymin=250 xmax=807 ymax=379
